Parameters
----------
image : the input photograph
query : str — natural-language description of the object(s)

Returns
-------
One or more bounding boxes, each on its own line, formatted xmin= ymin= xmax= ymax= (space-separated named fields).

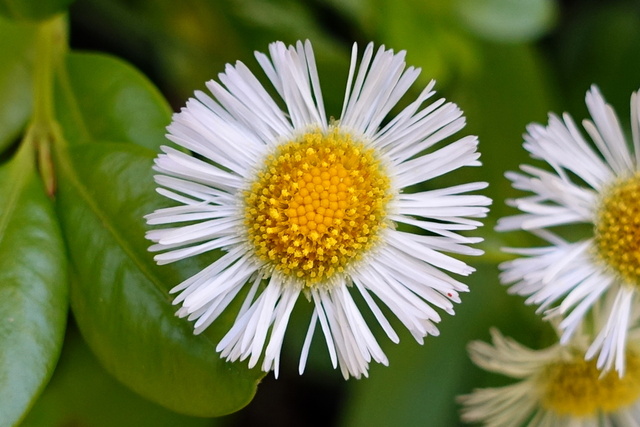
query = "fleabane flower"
xmin=145 ymin=40 xmax=490 ymax=379
xmin=498 ymin=86 xmax=640 ymax=376
xmin=459 ymin=328 xmax=640 ymax=427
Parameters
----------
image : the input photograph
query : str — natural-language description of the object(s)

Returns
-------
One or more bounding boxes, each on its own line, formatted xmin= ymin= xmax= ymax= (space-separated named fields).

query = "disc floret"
xmin=594 ymin=172 xmax=640 ymax=286
xmin=243 ymin=128 xmax=392 ymax=287
xmin=541 ymin=351 xmax=640 ymax=416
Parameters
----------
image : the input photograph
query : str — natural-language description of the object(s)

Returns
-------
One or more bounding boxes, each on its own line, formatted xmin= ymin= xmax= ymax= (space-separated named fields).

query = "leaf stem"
xmin=23 ymin=14 xmax=67 ymax=197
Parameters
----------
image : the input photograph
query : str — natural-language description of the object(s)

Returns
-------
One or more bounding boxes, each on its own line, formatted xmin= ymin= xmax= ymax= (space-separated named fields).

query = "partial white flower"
xmin=145 ymin=40 xmax=490 ymax=379
xmin=497 ymin=86 xmax=640 ymax=376
xmin=459 ymin=328 xmax=640 ymax=427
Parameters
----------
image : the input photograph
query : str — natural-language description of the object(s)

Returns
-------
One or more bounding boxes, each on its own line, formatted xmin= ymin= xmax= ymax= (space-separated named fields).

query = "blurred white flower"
xmin=498 ymin=86 xmax=640 ymax=376
xmin=459 ymin=328 xmax=640 ymax=427
xmin=146 ymin=40 xmax=490 ymax=379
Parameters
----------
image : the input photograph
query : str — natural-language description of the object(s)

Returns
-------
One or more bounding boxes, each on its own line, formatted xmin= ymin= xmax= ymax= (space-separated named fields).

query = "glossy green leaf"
xmin=0 ymin=17 xmax=36 ymax=154
xmin=456 ymin=0 xmax=558 ymax=43
xmin=54 ymin=141 xmax=263 ymax=416
xmin=52 ymin=49 xmax=263 ymax=415
xmin=54 ymin=52 xmax=172 ymax=151
xmin=0 ymin=0 xmax=73 ymax=21
xmin=0 ymin=144 xmax=68 ymax=427
xmin=21 ymin=327 xmax=217 ymax=427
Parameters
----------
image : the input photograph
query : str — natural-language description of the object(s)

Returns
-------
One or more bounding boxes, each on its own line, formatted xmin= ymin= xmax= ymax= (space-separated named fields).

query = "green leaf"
xmin=52 ymin=51 xmax=262 ymax=415
xmin=54 ymin=52 xmax=172 ymax=151
xmin=455 ymin=0 xmax=558 ymax=43
xmin=54 ymin=141 xmax=263 ymax=416
xmin=0 ymin=0 xmax=73 ymax=21
xmin=21 ymin=327 xmax=218 ymax=427
xmin=0 ymin=144 xmax=68 ymax=426
xmin=0 ymin=17 xmax=36 ymax=154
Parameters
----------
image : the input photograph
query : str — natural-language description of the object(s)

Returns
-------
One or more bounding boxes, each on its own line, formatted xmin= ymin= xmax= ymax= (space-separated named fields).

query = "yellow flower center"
xmin=594 ymin=172 xmax=640 ymax=285
xmin=540 ymin=352 xmax=640 ymax=416
xmin=243 ymin=128 xmax=391 ymax=287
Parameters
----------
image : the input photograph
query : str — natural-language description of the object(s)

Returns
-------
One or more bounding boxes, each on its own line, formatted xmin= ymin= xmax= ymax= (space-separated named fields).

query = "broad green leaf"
xmin=456 ymin=0 xmax=558 ymax=43
xmin=0 ymin=17 xmax=36 ymax=154
xmin=54 ymin=142 xmax=263 ymax=416
xmin=53 ymin=50 xmax=263 ymax=414
xmin=0 ymin=144 xmax=68 ymax=427
xmin=54 ymin=52 xmax=172 ymax=151
xmin=21 ymin=327 xmax=217 ymax=427
xmin=0 ymin=0 xmax=73 ymax=21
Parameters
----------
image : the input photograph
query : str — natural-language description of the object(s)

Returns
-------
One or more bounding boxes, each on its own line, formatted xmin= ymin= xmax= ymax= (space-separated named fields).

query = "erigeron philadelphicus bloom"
xmin=459 ymin=328 xmax=640 ymax=427
xmin=145 ymin=40 xmax=490 ymax=379
xmin=498 ymin=86 xmax=640 ymax=377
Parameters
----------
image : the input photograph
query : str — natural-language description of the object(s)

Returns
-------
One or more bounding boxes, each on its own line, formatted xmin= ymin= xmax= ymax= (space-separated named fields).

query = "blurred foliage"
xmin=456 ymin=0 xmax=558 ymax=43
xmin=549 ymin=0 xmax=640 ymax=117
xmin=0 ymin=0 xmax=637 ymax=426
xmin=0 ymin=0 xmax=74 ymax=21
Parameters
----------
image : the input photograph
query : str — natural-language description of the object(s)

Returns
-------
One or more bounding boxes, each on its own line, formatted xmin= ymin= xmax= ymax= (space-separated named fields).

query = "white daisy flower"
xmin=145 ymin=40 xmax=490 ymax=379
xmin=459 ymin=328 xmax=640 ymax=427
xmin=497 ymin=86 xmax=640 ymax=376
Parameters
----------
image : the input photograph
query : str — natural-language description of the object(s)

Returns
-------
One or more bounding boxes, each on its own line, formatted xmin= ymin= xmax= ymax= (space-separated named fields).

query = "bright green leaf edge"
xmin=0 ymin=143 xmax=68 ymax=427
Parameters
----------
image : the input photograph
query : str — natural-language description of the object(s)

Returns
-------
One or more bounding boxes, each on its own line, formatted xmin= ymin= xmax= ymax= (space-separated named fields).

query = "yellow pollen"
xmin=540 ymin=351 xmax=640 ymax=416
xmin=243 ymin=128 xmax=391 ymax=287
xmin=594 ymin=172 xmax=640 ymax=285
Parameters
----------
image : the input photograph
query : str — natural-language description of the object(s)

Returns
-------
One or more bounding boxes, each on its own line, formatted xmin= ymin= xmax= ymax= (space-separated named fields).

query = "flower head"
xmin=459 ymin=329 xmax=640 ymax=427
xmin=146 ymin=40 xmax=490 ymax=378
xmin=498 ymin=86 xmax=640 ymax=376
